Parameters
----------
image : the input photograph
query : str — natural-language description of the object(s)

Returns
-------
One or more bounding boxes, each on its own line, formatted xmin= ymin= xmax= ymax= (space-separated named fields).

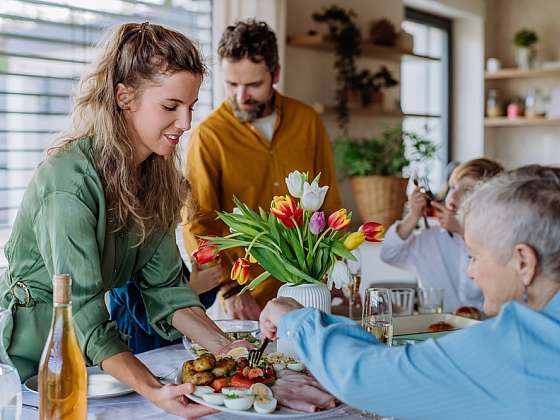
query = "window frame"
xmin=404 ymin=7 xmax=453 ymax=163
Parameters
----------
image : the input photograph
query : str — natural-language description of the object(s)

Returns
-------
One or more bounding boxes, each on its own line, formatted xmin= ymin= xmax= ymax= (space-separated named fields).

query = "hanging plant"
xmin=312 ymin=6 xmax=361 ymax=132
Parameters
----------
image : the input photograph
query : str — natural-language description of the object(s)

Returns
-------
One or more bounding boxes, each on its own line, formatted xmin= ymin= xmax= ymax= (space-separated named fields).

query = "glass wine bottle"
xmin=38 ymin=274 xmax=87 ymax=420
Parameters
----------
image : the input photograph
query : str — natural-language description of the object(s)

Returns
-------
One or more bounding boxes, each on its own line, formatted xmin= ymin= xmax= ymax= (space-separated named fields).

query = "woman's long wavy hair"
xmin=52 ymin=22 xmax=205 ymax=245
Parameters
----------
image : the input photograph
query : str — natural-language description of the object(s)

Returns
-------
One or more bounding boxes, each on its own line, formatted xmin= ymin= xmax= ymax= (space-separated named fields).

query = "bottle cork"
xmin=53 ymin=274 xmax=72 ymax=304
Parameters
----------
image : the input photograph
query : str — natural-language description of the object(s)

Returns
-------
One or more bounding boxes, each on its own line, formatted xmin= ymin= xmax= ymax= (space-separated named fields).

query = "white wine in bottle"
xmin=39 ymin=274 xmax=87 ymax=420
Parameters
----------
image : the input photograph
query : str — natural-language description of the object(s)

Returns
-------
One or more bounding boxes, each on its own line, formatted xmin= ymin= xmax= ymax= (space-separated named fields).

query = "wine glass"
xmin=344 ymin=249 xmax=362 ymax=321
xmin=362 ymin=288 xmax=393 ymax=346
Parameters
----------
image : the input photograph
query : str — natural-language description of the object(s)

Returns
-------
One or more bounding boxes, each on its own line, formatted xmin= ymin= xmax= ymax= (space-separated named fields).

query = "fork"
xmin=248 ymin=337 xmax=271 ymax=367
xmin=413 ymin=177 xmax=430 ymax=229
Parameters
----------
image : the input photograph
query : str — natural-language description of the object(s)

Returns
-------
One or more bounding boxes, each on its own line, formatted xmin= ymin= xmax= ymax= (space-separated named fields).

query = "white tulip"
xmin=301 ymin=181 xmax=329 ymax=212
xmin=285 ymin=171 xmax=305 ymax=198
xmin=328 ymin=260 xmax=351 ymax=290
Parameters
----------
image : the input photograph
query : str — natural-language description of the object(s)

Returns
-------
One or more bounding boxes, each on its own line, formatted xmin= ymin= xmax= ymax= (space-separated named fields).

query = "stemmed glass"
xmin=344 ymin=249 xmax=362 ymax=321
xmin=362 ymin=288 xmax=393 ymax=346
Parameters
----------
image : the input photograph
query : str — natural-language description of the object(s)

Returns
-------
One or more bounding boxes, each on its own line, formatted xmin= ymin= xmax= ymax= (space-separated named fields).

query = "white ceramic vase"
xmin=515 ymin=47 xmax=535 ymax=69
xmin=275 ymin=283 xmax=331 ymax=357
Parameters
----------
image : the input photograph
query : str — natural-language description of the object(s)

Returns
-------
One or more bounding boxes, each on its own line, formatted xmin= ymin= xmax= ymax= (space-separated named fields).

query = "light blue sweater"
xmin=279 ymin=292 xmax=560 ymax=419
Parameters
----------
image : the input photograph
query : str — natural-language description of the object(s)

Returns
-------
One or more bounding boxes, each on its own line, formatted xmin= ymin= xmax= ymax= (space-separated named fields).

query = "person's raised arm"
xmin=396 ymin=186 xmax=427 ymax=240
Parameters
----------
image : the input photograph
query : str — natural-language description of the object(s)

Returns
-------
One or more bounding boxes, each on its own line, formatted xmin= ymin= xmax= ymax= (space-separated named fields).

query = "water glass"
xmin=389 ymin=288 xmax=415 ymax=316
xmin=417 ymin=287 xmax=444 ymax=314
xmin=362 ymin=288 xmax=393 ymax=346
xmin=0 ymin=364 xmax=22 ymax=420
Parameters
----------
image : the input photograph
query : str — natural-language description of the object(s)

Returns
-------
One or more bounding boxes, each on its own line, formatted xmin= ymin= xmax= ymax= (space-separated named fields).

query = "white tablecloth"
xmin=21 ymin=344 xmax=385 ymax=419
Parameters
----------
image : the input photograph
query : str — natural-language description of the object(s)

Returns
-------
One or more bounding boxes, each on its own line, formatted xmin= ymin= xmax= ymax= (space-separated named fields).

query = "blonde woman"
xmin=380 ymin=158 xmax=503 ymax=312
xmin=0 ymin=22 xmax=235 ymax=417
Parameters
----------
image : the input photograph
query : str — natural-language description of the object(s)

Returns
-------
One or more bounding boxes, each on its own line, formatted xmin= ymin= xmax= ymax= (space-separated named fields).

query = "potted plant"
xmin=312 ymin=5 xmax=361 ymax=131
xmin=347 ymin=66 xmax=398 ymax=109
xmin=333 ymin=126 xmax=437 ymax=227
xmin=513 ymin=29 xmax=538 ymax=69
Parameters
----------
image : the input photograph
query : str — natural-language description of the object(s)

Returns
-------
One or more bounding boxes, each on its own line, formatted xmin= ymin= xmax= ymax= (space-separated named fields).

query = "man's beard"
xmin=231 ymin=96 xmax=271 ymax=122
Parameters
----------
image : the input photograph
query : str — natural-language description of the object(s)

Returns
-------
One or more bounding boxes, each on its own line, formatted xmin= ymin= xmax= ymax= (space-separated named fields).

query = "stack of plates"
xmin=25 ymin=367 xmax=134 ymax=399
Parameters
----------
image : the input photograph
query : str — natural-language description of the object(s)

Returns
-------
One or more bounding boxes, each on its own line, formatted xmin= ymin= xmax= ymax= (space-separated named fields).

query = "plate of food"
xmin=25 ymin=367 xmax=134 ymax=399
xmin=178 ymin=349 xmax=340 ymax=417
xmin=392 ymin=313 xmax=481 ymax=343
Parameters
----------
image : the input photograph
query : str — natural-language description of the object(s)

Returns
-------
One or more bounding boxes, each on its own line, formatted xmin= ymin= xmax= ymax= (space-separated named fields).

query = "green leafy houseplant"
xmin=312 ymin=5 xmax=361 ymax=131
xmin=347 ymin=67 xmax=398 ymax=107
xmin=513 ymin=29 xmax=538 ymax=47
xmin=333 ymin=126 xmax=437 ymax=228
xmin=333 ymin=126 xmax=437 ymax=177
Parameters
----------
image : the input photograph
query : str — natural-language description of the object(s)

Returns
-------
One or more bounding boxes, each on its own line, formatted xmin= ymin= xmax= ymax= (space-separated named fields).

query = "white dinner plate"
xmin=25 ymin=367 xmax=134 ymax=399
xmin=185 ymin=392 xmax=340 ymax=418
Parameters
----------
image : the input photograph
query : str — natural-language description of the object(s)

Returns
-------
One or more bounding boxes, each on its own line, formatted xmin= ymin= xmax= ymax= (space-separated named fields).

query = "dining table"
xmin=20 ymin=343 xmax=390 ymax=419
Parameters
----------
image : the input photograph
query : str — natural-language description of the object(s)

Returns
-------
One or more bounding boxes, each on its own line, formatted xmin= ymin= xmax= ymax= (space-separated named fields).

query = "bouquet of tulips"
xmin=204 ymin=171 xmax=384 ymax=292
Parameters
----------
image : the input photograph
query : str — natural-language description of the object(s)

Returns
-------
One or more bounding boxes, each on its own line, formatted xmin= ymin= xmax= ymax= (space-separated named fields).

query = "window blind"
xmin=0 ymin=0 xmax=213 ymax=270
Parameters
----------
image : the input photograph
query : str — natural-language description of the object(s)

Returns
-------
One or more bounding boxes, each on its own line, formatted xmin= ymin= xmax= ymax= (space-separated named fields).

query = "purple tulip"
xmin=309 ymin=211 xmax=326 ymax=235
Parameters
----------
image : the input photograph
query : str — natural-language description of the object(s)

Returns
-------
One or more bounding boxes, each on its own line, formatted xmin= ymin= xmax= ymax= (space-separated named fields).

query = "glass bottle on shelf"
xmin=486 ymin=89 xmax=504 ymax=117
xmin=38 ymin=274 xmax=87 ymax=420
xmin=525 ymin=88 xmax=545 ymax=118
xmin=0 ymin=308 xmax=22 ymax=420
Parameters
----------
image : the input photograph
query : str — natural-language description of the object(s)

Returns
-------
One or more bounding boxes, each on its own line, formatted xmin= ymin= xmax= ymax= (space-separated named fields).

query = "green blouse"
xmin=0 ymin=138 xmax=202 ymax=380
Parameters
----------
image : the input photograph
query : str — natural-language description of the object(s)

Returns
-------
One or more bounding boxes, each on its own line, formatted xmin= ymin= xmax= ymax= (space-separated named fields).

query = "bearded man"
xmin=182 ymin=20 xmax=341 ymax=320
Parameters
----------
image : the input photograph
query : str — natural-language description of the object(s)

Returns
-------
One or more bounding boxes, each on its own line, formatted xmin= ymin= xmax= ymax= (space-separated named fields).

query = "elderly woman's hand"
xmin=259 ymin=297 xmax=303 ymax=341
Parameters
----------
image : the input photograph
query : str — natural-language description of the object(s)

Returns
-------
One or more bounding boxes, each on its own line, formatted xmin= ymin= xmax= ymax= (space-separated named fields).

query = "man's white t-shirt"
xmin=251 ymin=111 xmax=277 ymax=142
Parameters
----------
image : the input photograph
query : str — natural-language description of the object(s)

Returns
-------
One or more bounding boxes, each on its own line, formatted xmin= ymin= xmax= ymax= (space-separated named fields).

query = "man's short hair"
xmin=217 ymin=19 xmax=279 ymax=73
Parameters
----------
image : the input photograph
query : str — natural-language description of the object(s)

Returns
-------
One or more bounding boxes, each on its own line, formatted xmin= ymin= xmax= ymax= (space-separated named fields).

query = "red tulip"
xmin=231 ymin=258 xmax=251 ymax=285
xmin=359 ymin=222 xmax=385 ymax=242
xmin=270 ymin=195 xmax=304 ymax=228
xmin=192 ymin=239 xmax=219 ymax=266
xmin=327 ymin=209 xmax=351 ymax=231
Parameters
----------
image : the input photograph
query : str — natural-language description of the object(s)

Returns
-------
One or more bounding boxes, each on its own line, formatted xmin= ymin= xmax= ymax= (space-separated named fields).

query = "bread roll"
xmin=454 ymin=306 xmax=482 ymax=320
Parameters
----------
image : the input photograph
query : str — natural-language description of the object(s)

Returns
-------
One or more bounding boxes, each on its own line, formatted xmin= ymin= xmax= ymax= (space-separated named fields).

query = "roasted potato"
xmin=193 ymin=353 xmax=216 ymax=372
xmin=181 ymin=361 xmax=196 ymax=384
xmin=183 ymin=370 xmax=215 ymax=385
xmin=212 ymin=357 xmax=236 ymax=377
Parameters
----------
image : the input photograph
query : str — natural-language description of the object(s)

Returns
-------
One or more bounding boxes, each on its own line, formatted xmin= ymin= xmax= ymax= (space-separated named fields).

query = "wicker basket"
xmin=350 ymin=175 xmax=409 ymax=228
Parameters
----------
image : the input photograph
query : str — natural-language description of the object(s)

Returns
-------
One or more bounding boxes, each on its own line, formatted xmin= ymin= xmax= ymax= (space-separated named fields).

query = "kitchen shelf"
xmin=320 ymin=106 xmax=441 ymax=119
xmin=484 ymin=117 xmax=560 ymax=127
xmin=321 ymin=106 xmax=404 ymax=117
xmin=287 ymin=35 xmax=440 ymax=62
xmin=485 ymin=67 xmax=560 ymax=80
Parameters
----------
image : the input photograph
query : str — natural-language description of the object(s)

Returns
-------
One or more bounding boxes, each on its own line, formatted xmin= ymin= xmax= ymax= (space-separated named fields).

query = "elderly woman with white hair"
xmin=259 ymin=165 xmax=560 ymax=420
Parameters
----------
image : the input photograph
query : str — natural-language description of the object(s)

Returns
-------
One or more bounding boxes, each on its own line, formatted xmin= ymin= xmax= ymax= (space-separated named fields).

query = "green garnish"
xmin=224 ymin=394 xmax=241 ymax=399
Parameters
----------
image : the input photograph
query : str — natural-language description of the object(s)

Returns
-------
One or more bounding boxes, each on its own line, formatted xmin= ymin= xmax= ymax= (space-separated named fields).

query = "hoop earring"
xmin=522 ymin=285 xmax=529 ymax=303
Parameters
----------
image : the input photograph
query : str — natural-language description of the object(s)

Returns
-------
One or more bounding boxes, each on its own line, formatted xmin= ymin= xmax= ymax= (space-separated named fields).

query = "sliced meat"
xmin=272 ymin=370 xmax=337 ymax=413
xmin=275 ymin=369 xmax=329 ymax=393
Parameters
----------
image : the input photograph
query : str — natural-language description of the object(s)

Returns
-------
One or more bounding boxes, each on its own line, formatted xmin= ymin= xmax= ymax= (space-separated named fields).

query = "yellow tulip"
xmin=344 ymin=231 xmax=365 ymax=250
